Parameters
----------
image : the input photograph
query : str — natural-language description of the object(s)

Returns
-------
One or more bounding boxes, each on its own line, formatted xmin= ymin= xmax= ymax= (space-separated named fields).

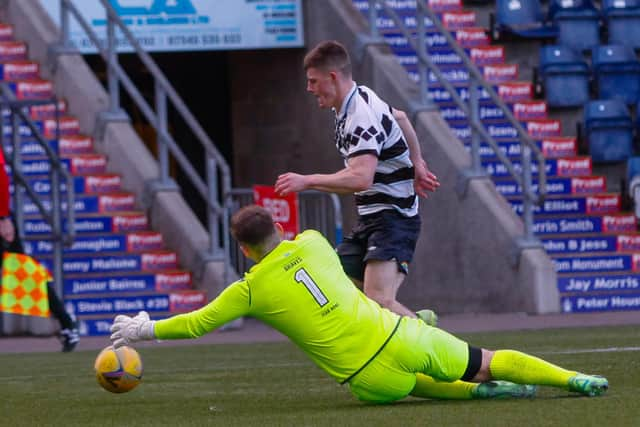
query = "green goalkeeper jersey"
xmin=154 ymin=230 xmax=400 ymax=383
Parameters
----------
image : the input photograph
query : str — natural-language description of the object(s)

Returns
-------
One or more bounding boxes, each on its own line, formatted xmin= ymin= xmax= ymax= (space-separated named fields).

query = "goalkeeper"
xmin=110 ymin=205 xmax=608 ymax=404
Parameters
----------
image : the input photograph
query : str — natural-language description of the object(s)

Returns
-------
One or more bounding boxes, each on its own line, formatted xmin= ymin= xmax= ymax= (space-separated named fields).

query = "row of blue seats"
xmin=583 ymin=98 xmax=639 ymax=162
xmin=539 ymin=44 xmax=640 ymax=106
xmin=492 ymin=0 xmax=640 ymax=51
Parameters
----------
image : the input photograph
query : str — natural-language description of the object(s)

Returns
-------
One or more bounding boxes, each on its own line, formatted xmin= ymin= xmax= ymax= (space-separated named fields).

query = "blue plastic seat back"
xmin=497 ymin=0 xmax=546 ymax=26
xmin=627 ymin=156 xmax=640 ymax=183
xmin=585 ymin=99 xmax=631 ymax=126
xmin=585 ymin=100 xmax=633 ymax=162
xmin=540 ymin=44 xmax=586 ymax=67
xmin=603 ymin=0 xmax=640 ymax=47
xmin=593 ymin=44 xmax=638 ymax=66
xmin=540 ymin=45 xmax=590 ymax=106
xmin=548 ymin=0 xmax=601 ymax=18
xmin=602 ymin=0 xmax=640 ymax=15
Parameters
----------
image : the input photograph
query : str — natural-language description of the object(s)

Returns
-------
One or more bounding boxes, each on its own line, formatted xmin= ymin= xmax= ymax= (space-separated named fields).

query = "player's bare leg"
xmin=363 ymin=260 xmax=417 ymax=318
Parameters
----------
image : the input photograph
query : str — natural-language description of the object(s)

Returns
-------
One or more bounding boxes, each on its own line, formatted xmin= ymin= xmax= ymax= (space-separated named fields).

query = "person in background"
xmin=0 ymin=145 xmax=79 ymax=352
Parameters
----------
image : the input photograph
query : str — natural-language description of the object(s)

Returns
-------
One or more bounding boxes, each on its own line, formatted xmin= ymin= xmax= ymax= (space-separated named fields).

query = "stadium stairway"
xmin=353 ymin=0 xmax=640 ymax=313
xmin=0 ymin=24 xmax=206 ymax=336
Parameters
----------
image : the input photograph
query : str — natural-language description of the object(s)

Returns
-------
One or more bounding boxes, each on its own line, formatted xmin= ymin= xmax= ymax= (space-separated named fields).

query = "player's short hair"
xmin=230 ymin=205 xmax=276 ymax=247
xmin=303 ymin=40 xmax=352 ymax=76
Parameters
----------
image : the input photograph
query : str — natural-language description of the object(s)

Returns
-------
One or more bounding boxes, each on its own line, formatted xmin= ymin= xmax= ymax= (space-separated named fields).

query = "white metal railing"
xmin=364 ymin=0 xmax=547 ymax=250
xmin=52 ymin=0 xmax=232 ymax=276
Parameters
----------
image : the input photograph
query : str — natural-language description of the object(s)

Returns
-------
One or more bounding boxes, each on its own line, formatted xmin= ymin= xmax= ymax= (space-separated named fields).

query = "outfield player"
xmin=275 ymin=40 xmax=438 ymax=322
xmin=110 ymin=205 xmax=608 ymax=403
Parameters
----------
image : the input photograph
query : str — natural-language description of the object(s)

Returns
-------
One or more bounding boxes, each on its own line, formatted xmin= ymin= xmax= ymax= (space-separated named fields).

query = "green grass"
xmin=1 ymin=325 xmax=639 ymax=426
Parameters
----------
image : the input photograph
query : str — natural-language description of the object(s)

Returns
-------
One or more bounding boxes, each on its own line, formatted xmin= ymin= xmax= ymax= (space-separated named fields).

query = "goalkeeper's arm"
xmin=109 ymin=279 xmax=251 ymax=347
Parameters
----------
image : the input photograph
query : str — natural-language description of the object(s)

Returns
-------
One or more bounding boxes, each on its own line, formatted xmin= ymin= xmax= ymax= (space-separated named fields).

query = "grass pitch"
xmin=1 ymin=325 xmax=639 ymax=426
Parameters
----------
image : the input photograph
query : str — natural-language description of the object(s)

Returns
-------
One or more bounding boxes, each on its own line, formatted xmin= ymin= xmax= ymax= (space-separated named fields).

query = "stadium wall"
xmin=230 ymin=0 xmax=558 ymax=314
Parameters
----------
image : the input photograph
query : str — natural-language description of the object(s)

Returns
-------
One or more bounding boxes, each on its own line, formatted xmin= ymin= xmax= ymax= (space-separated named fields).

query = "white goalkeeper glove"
xmin=109 ymin=310 xmax=155 ymax=348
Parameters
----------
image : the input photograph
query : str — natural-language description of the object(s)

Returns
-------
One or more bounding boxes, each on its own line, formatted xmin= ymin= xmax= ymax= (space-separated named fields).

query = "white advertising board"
xmin=39 ymin=0 xmax=304 ymax=53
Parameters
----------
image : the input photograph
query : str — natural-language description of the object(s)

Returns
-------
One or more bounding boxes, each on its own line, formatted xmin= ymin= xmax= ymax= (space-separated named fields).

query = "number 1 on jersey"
xmin=294 ymin=268 xmax=329 ymax=307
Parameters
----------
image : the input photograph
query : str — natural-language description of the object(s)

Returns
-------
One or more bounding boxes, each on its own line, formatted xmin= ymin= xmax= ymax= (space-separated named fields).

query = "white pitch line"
xmin=540 ymin=346 xmax=640 ymax=355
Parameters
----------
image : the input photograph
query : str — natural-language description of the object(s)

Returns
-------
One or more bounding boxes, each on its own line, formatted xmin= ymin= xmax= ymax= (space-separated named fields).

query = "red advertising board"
xmin=253 ymin=185 xmax=299 ymax=240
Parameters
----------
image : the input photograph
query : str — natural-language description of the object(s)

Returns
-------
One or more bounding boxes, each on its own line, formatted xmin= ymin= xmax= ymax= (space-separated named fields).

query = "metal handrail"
xmin=367 ymin=0 xmax=547 ymax=243
xmin=55 ymin=0 xmax=232 ymax=270
xmin=0 ymin=84 xmax=76 ymax=296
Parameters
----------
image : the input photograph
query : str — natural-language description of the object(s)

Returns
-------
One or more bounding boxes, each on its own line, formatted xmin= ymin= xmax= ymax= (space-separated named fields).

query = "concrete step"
xmin=38 ymin=250 xmax=179 ymax=275
xmin=483 ymin=156 xmax=591 ymax=178
xmin=560 ymin=289 xmax=640 ymax=313
xmin=494 ymin=175 xmax=606 ymax=197
xmin=2 ymin=115 xmax=80 ymax=139
xmin=0 ymin=60 xmax=39 ymax=80
xmin=464 ymin=136 xmax=576 ymax=158
xmin=68 ymin=290 xmax=207 ymax=335
xmin=19 ymin=192 xmax=136 ymax=216
xmin=64 ymin=270 xmax=193 ymax=297
xmin=449 ymin=118 xmax=561 ymax=140
xmin=6 ymin=154 xmax=108 ymax=175
xmin=533 ymin=213 xmax=637 ymax=235
xmin=551 ymin=252 xmax=640 ymax=274
xmin=4 ymin=134 xmax=94 ymax=156
xmin=428 ymin=80 xmax=531 ymax=104
xmin=0 ymin=41 xmax=28 ymax=61
xmin=0 ymin=23 xmax=14 ymax=41
xmin=8 ymin=79 xmax=54 ymax=99
xmin=508 ymin=193 xmax=621 ymax=216
xmin=23 ymin=211 xmax=149 ymax=236
xmin=11 ymin=174 xmax=122 ymax=196
xmin=542 ymin=233 xmax=640 ymax=254
xmin=24 ymin=231 xmax=164 ymax=256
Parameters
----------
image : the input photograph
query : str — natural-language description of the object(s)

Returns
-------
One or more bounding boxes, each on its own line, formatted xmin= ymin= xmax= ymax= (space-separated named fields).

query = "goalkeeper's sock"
xmin=410 ymin=374 xmax=475 ymax=399
xmin=489 ymin=350 xmax=577 ymax=388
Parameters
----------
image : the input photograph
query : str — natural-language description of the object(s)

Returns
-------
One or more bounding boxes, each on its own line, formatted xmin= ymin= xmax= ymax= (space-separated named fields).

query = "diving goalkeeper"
xmin=110 ymin=205 xmax=608 ymax=403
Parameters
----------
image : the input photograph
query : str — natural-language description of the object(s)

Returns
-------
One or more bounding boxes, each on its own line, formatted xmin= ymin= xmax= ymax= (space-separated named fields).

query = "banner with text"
xmin=253 ymin=185 xmax=299 ymax=240
xmin=39 ymin=0 xmax=304 ymax=53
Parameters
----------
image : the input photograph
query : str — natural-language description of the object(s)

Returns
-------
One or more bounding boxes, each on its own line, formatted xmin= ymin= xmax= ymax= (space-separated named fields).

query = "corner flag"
xmin=0 ymin=252 xmax=51 ymax=317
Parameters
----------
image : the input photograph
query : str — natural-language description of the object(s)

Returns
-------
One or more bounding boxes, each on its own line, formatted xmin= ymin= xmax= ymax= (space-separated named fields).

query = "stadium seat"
xmin=584 ymin=99 xmax=634 ymax=163
xmin=539 ymin=45 xmax=590 ymax=107
xmin=602 ymin=0 xmax=640 ymax=49
xmin=592 ymin=45 xmax=640 ymax=104
xmin=548 ymin=0 xmax=601 ymax=52
xmin=627 ymin=156 xmax=640 ymax=218
xmin=490 ymin=0 xmax=558 ymax=41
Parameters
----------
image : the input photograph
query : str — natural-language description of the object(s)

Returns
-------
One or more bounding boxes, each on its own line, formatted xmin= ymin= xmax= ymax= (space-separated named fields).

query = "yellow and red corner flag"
xmin=0 ymin=252 xmax=51 ymax=317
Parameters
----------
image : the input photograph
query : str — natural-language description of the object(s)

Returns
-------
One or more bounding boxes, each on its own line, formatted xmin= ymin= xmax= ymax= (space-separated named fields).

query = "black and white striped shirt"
xmin=334 ymin=84 xmax=418 ymax=218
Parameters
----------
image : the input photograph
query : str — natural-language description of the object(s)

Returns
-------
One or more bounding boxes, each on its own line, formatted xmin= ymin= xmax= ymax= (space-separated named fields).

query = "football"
xmin=94 ymin=345 xmax=143 ymax=393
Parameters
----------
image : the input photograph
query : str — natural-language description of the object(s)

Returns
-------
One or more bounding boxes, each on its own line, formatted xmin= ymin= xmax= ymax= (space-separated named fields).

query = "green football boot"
xmin=568 ymin=374 xmax=609 ymax=397
xmin=472 ymin=381 xmax=537 ymax=399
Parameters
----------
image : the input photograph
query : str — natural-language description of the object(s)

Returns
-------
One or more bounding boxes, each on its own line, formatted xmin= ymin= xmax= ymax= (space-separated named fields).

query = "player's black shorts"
xmin=337 ymin=210 xmax=421 ymax=281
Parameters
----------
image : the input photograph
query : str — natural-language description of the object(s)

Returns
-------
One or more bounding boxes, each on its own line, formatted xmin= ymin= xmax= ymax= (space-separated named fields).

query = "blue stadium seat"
xmin=548 ymin=0 xmax=601 ymax=52
xmin=592 ymin=45 xmax=640 ymax=104
xmin=584 ymin=99 xmax=634 ymax=162
xmin=539 ymin=45 xmax=590 ymax=107
xmin=602 ymin=0 xmax=640 ymax=49
xmin=627 ymin=155 xmax=640 ymax=219
xmin=491 ymin=0 xmax=557 ymax=40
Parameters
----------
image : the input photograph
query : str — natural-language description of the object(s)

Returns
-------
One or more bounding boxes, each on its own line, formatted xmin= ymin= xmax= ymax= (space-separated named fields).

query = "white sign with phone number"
xmin=39 ymin=0 xmax=304 ymax=53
